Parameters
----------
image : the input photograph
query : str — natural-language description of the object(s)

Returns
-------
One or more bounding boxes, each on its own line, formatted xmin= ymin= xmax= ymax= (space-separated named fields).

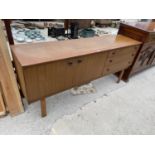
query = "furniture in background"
xmin=0 ymin=20 xmax=24 ymax=116
xmin=69 ymin=19 xmax=91 ymax=29
xmin=95 ymin=19 xmax=113 ymax=27
xmin=11 ymin=35 xmax=141 ymax=117
xmin=118 ymin=22 xmax=155 ymax=81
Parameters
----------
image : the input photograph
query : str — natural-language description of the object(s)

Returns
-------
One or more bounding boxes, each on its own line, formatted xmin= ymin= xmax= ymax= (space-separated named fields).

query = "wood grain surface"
xmin=11 ymin=35 xmax=141 ymax=67
xmin=0 ymin=90 xmax=5 ymax=116
xmin=0 ymin=20 xmax=24 ymax=116
xmin=12 ymin=32 xmax=142 ymax=117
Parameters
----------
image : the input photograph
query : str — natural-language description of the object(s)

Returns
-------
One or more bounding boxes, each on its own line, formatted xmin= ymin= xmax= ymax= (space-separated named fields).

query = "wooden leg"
xmin=124 ymin=78 xmax=129 ymax=83
xmin=40 ymin=98 xmax=47 ymax=117
xmin=117 ymin=70 xmax=124 ymax=83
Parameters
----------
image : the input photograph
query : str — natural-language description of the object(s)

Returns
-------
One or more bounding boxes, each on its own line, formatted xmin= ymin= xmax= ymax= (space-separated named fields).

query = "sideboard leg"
xmin=40 ymin=97 xmax=47 ymax=117
xmin=117 ymin=70 xmax=124 ymax=83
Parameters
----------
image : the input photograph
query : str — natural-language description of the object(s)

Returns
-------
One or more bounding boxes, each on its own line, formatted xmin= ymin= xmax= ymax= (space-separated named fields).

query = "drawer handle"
xmin=68 ymin=62 xmax=73 ymax=66
xmin=112 ymin=52 xmax=115 ymax=55
xmin=134 ymin=46 xmax=138 ymax=50
xmin=109 ymin=60 xmax=113 ymax=63
xmin=77 ymin=60 xmax=82 ymax=63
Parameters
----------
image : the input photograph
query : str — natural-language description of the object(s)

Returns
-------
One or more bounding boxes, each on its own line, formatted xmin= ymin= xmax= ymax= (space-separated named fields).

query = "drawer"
xmin=103 ymin=60 xmax=132 ymax=75
xmin=105 ymin=52 xmax=135 ymax=66
xmin=148 ymin=34 xmax=155 ymax=42
xmin=108 ymin=46 xmax=139 ymax=58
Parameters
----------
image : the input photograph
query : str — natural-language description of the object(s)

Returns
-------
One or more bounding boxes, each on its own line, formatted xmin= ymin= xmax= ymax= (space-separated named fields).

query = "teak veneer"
xmin=11 ymin=35 xmax=141 ymax=117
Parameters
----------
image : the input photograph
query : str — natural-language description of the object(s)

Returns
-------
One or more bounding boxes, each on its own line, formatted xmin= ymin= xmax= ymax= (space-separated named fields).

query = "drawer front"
xmin=103 ymin=46 xmax=139 ymax=75
xmin=108 ymin=46 xmax=139 ymax=58
xmin=105 ymin=52 xmax=135 ymax=66
xmin=148 ymin=34 xmax=155 ymax=42
xmin=104 ymin=60 xmax=132 ymax=75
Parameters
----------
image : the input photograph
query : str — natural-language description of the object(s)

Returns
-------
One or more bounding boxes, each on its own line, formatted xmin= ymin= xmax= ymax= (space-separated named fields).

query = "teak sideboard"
xmin=11 ymin=35 xmax=141 ymax=117
xmin=118 ymin=22 xmax=155 ymax=81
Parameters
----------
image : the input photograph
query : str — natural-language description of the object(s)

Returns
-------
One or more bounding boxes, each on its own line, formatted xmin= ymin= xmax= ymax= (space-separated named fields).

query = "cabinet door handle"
xmin=112 ymin=52 xmax=115 ymax=55
xmin=107 ymin=68 xmax=110 ymax=71
xmin=68 ymin=62 xmax=73 ymax=66
xmin=77 ymin=60 xmax=82 ymax=63
xmin=134 ymin=46 xmax=138 ymax=50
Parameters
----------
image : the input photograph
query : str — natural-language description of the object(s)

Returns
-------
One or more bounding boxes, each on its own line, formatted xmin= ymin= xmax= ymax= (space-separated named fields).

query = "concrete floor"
xmin=0 ymin=67 xmax=155 ymax=134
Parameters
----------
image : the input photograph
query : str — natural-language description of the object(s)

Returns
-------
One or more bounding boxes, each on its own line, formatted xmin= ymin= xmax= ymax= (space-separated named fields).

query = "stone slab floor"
xmin=0 ymin=67 xmax=155 ymax=134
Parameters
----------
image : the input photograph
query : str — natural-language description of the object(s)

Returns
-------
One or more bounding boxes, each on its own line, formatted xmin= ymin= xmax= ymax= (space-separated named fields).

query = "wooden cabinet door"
xmin=73 ymin=52 xmax=108 ymax=86
xmin=24 ymin=58 xmax=77 ymax=102
xmin=24 ymin=52 xmax=107 ymax=102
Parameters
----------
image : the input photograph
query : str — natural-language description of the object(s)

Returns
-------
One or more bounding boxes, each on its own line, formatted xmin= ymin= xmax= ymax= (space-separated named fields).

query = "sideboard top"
xmin=120 ymin=22 xmax=155 ymax=33
xmin=11 ymin=34 xmax=141 ymax=67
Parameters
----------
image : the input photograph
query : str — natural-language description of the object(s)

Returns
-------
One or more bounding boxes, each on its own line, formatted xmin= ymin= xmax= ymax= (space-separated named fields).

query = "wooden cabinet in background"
xmin=118 ymin=22 xmax=155 ymax=81
xmin=12 ymin=35 xmax=141 ymax=116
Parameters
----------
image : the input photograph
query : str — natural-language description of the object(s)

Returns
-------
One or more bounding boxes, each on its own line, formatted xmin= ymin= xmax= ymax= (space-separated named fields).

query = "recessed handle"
xmin=77 ymin=59 xmax=82 ymax=63
xmin=134 ymin=46 xmax=139 ymax=50
xmin=68 ymin=62 xmax=73 ymax=66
